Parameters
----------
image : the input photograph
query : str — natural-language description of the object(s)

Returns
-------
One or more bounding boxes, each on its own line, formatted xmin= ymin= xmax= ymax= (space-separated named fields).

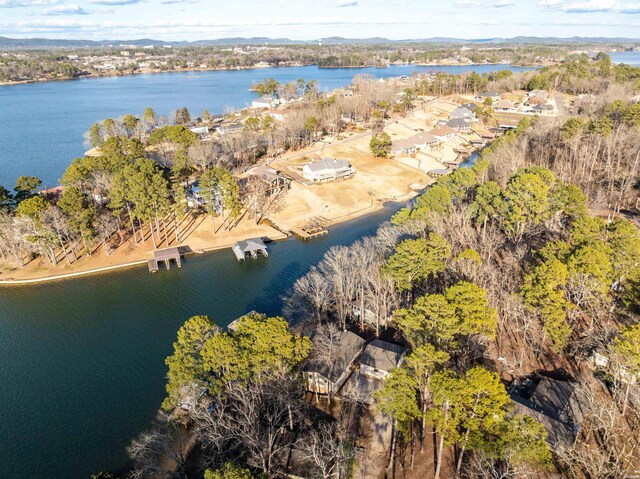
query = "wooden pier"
xmin=232 ymin=238 xmax=269 ymax=261
xmin=292 ymin=217 xmax=330 ymax=240
xmin=148 ymin=247 xmax=183 ymax=273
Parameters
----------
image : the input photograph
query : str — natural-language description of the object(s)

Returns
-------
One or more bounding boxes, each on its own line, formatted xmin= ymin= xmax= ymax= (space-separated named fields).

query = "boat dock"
xmin=292 ymin=217 xmax=329 ymax=240
xmin=232 ymin=238 xmax=269 ymax=261
xmin=148 ymin=247 xmax=183 ymax=273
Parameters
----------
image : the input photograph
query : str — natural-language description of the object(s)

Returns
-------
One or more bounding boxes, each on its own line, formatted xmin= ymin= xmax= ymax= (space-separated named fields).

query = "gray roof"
xmin=234 ymin=237 xmax=267 ymax=253
xmin=305 ymin=331 xmax=366 ymax=382
xmin=446 ymin=118 xmax=470 ymax=129
xmin=462 ymin=102 xmax=478 ymax=111
xmin=306 ymin=158 xmax=352 ymax=172
xmin=450 ymin=106 xmax=475 ymax=119
xmin=511 ymin=377 xmax=587 ymax=447
xmin=533 ymin=104 xmax=555 ymax=111
xmin=248 ymin=165 xmax=287 ymax=184
xmin=359 ymin=339 xmax=405 ymax=373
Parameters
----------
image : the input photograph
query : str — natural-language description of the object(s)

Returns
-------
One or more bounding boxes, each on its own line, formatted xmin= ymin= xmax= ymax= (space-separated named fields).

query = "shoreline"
xmin=0 ymin=61 xmax=538 ymax=87
xmin=0 ymin=192 xmax=416 ymax=286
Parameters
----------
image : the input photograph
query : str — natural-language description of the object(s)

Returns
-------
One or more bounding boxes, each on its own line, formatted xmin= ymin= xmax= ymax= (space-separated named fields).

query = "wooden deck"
xmin=292 ymin=216 xmax=330 ymax=240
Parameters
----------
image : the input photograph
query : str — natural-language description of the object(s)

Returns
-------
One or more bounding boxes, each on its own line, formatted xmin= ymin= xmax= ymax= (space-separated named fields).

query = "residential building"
xmin=302 ymin=158 xmax=356 ymax=183
xmin=303 ymin=331 xmax=366 ymax=398
xmin=391 ymin=132 xmax=439 ymax=156
xmin=252 ymin=95 xmax=277 ymax=109
xmin=359 ymin=339 xmax=406 ymax=380
xmin=429 ymin=125 xmax=457 ymax=141
xmin=242 ymin=165 xmax=291 ymax=197
xmin=446 ymin=118 xmax=472 ymax=132
xmin=216 ymin=123 xmax=243 ymax=135
xmin=450 ymin=106 xmax=476 ymax=120
xmin=494 ymin=99 xmax=516 ymax=111
xmin=510 ymin=377 xmax=588 ymax=448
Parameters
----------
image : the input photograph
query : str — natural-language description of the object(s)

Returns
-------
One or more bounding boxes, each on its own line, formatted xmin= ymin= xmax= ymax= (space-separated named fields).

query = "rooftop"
xmin=360 ymin=339 xmax=406 ymax=373
xmin=304 ymin=330 xmax=366 ymax=382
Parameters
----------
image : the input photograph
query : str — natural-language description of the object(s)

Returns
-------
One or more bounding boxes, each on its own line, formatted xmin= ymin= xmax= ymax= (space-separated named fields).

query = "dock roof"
xmin=153 ymin=247 xmax=181 ymax=261
xmin=234 ymin=237 xmax=266 ymax=253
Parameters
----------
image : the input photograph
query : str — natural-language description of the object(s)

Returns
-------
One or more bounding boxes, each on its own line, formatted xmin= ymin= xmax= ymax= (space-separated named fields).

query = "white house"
xmin=302 ymin=158 xmax=356 ymax=183
xmin=251 ymin=95 xmax=277 ymax=109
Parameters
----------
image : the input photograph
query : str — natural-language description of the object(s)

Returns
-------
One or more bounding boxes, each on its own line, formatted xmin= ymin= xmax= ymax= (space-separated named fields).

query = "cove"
xmin=0 ymin=63 xmax=532 ymax=188
xmin=0 ymin=201 xmax=406 ymax=479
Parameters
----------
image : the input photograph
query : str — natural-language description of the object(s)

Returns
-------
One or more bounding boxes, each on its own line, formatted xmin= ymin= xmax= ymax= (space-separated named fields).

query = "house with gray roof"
xmin=302 ymin=158 xmax=356 ymax=183
xmin=446 ymin=118 xmax=472 ymax=132
xmin=359 ymin=339 xmax=406 ymax=380
xmin=391 ymin=132 xmax=440 ymax=156
xmin=340 ymin=339 xmax=407 ymax=404
xmin=303 ymin=331 xmax=366 ymax=398
xmin=450 ymin=106 xmax=476 ymax=120
xmin=510 ymin=377 xmax=588 ymax=448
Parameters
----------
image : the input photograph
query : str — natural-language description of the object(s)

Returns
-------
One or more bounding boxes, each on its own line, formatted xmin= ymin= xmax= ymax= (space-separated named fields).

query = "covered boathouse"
xmin=232 ymin=238 xmax=268 ymax=261
xmin=148 ymin=247 xmax=183 ymax=272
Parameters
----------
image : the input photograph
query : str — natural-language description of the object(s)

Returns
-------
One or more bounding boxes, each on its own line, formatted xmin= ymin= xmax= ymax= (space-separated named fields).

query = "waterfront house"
xmin=391 ymin=132 xmax=439 ymax=156
xmin=446 ymin=118 xmax=472 ymax=132
xmin=252 ymin=95 xmax=277 ymax=109
xmin=303 ymin=331 xmax=366 ymax=398
xmin=302 ymin=158 xmax=356 ymax=183
xmin=510 ymin=377 xmax=587 ymax=448
xmin=450 ymin=106 xmax=476 ymax=120
xmin=340 ymin=339 xmax=406 ymax=404
xmin=242 ymin=165 xmax=291 ymax=197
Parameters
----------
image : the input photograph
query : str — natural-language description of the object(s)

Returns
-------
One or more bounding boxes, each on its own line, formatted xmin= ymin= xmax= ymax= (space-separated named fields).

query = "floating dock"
xmin=148 ymin=247 xmax=183 ymax=273
xmin=232 ymin=238 xmax=268 ymax=261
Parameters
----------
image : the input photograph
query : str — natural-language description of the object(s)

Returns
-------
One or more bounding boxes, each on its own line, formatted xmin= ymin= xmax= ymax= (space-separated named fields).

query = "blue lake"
xmin=0 ymin=63 xmax=530 ymax=188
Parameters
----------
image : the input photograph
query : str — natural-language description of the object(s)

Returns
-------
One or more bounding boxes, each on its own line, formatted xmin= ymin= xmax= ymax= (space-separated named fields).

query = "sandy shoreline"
xmin=0 ymin=194 xmax=414 ymax=286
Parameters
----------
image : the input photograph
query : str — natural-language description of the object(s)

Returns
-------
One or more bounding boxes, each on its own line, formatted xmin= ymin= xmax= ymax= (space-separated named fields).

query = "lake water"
xmin=0 ymin=63 xmax=530 ymax=188
xmin=610 ymin=51 xmax=640 ymax=66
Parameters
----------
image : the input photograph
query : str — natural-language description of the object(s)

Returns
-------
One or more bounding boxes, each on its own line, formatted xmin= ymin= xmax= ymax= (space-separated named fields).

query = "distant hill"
xmin=1 ymin=35 xmax=638 ymax=50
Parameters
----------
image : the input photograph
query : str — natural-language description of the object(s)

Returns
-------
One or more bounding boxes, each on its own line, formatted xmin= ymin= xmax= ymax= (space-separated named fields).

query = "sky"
xmin=0 ymin=0 xmax=639 ymax=40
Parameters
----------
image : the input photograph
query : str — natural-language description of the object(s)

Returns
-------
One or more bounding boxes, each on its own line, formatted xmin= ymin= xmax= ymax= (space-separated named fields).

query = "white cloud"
xmin=493 ymin=0 xmax=514 ymax=6
xmin=563 ymin=0 xmax=616 ymax=12
xmin=43 ymin=2 xmax=87 ymax=14
xmin=336 ymin=0 xmax=357 ymax=6
xmin=455 ymin=0 xmax=482 ymax=5
xmin=89 ymin=0 xmax=143 ymax=4
xmin=0 ymin=0 xmax=59 ymax=7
